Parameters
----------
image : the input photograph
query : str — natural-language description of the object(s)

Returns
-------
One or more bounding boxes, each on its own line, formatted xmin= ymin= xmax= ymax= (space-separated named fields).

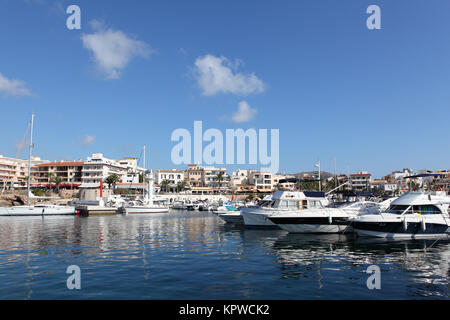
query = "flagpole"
xmin=318 ymin=159 xmax=321 ymax=192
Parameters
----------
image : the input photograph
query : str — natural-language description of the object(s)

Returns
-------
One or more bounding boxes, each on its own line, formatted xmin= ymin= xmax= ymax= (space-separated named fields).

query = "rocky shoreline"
xmin=0 ymin=190 xmax=79 ymax=207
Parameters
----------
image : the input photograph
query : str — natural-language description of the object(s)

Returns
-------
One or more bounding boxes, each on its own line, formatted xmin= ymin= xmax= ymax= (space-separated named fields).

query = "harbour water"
xmin=0 ymin=210 xmax=448 ymax=300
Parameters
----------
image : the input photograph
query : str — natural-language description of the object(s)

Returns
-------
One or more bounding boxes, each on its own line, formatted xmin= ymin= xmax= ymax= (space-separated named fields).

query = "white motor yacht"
xmin=268 ymin=200 xmax=382 ymax=233
xmin=351 ymin=191 xmax=450 ymax=239
xmin=241 ymin=191 xmax=330 ymax=229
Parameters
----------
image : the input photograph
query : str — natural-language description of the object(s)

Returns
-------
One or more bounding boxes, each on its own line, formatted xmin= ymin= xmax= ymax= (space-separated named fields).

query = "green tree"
xmin=160 ymin=179 xmax=170 ymax=193
xmin=105 ymin=174 xmax=121 ymax=190
xmin=177 ymin=180 xmax=187 ymax=193
xmin=214 ymin=172 xmax=224 ymax=187
xmin=246 ymin=193 xmax=255 ymax=202
xmin=45 ymin=172 xmax=55 ymax=185
xmin=324 ymin=179 xmax=336 ymax=192
xmin=54 ymin=176 xmax=63 ymax=192
xmin=32 ymin=188 xmax=45 ymax=197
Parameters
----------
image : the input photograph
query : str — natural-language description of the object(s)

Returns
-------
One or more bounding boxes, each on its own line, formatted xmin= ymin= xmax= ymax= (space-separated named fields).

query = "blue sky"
xmin=0 ymin=0 xmax=449 ymax=178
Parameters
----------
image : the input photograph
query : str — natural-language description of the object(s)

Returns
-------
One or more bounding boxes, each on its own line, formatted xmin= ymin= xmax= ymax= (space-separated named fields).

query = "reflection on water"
xmin=0 ymin=211 xmax=448 ymax=299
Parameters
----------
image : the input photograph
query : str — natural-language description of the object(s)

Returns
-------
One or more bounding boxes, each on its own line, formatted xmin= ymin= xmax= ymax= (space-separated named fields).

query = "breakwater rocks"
xmin=0 ymin=194 xmax=27 ymax=207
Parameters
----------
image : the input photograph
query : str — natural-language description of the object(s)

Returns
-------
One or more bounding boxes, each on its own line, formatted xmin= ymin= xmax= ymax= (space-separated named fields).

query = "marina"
xmin=1 ymin=1 xmax=450 ymax=304
xmin=0 ymin=210 xmax=448 ymax=300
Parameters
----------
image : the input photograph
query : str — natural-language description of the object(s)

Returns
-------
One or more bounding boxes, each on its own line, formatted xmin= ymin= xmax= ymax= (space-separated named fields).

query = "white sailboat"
xmin=119 ymin=146 xmax=169 ymax=215
xmin=0 ymin=114 xmax=77 ymax=217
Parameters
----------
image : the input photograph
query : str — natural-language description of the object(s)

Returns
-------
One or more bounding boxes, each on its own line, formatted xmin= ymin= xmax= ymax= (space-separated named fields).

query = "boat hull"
xmin=353 ymin=221 xmax=449 ymax=239
xmin=0 ymin=206 xmax=76 ymax=216
xmin=218 ymin=213 xmax=244 ymax=225
xmin=268 ymin=216 xmax=351 ymax=234
xmin=120 ymin=207 xmax=169 ymax=214
xmin=241 ymin=211 xmax=280 ymax=229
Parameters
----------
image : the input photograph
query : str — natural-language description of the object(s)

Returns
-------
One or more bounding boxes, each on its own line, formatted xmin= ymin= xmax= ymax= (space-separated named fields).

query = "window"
xmin=414 ymin=205 xmax=441 ymax=215
xmin=309 ymin=200 xmax=322 ymax=209
xmin=287 ymin=200 xmax=298 ymax=209
xmin=279 ymin=200 xmax=288 ymax=209
xmin=302 ymin=200 xmax=308 ymax=209
xmin=387 ymin=205 xmax=412 ymax=214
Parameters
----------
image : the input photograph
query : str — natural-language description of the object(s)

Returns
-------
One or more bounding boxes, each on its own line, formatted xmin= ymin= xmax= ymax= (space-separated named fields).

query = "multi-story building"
xmin=186 ymin=164 xmax=229 ymax=189
xmin=33 ymin=161 xmax=83 ymax=188
xmin=155 ymin=169 xmax=185 ymax=186
xmin=186 ymin=164 xmax=204 ymax=187
xmin=248 ymin=171 xmax=273 ymax=193
xmin=203 ymin=166 xmax=228 ymax=189
xmin=229 ymin=169 xmax=249 ymax=191
xmin=350 ymin=171 xmax=372 ymax=191
xmin=81 ymin=153 xmax=144 ymax=188
xmin=273 ymin=174 xmax=296 ymax=190
xmin=0 ymin=154 xmax=48 ymax=189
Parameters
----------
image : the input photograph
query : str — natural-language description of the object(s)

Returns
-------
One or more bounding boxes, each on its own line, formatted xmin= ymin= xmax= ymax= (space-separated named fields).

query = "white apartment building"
xmin=155 ymin=169 xmax=185 ymax=186
xmin=81 ymin=153 xmax=144 ymax=188
xmin=228 ymin=169 xmax=249 ymax=191
xmin=203 ymin=166 xmax=228 ymax=188
xmin=0 ymin=154 xmax=48 ymax=188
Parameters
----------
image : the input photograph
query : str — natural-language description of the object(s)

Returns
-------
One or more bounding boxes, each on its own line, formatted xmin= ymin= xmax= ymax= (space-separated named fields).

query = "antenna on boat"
xmin=315 ymin=159 xmax=321 ymax=192
xmin=27 ymin=114 xmax=34 ymax=207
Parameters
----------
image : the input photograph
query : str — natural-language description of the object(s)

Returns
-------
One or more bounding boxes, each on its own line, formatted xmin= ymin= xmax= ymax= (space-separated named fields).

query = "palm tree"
xmin=54 ymin=176 xmax=63 ymax=192
xmin=214 ymin=172 xmax=225 ymax=193
xmin=45 ymin=172 xmax=55 ymax=188
xmin=160 ymin=179 xmax=170 ymax=193
xmin=246 ymin=193 xmax=255 ymax=202
xmin=105 ymin=174 xmax=121 ymax=190
xmin=177 ymin=180 xmax=187 ymax=193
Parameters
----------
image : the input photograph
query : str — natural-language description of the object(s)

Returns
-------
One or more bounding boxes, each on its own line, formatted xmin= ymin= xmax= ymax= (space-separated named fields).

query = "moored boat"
xmin=0 ymin=114 xmax=76 ymax=217
xmin=242 ymin=191 xmax=330 ymax=229
xmin=351 ymin=191 xmax=450 ymax=239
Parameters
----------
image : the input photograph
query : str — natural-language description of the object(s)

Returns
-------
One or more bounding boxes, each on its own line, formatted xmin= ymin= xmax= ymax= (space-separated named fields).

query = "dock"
xmin=76 ymin=205 xmax=118 ymax=217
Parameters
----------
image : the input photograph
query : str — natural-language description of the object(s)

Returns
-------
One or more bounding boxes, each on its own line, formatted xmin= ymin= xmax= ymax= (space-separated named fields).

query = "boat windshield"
xmin=269 ymin=199 xmax=324 ymax=210
xmin=386 ymin=205 xmax=411 ymax=214
xmin=386 ymin=204 xmax=442 ymax=215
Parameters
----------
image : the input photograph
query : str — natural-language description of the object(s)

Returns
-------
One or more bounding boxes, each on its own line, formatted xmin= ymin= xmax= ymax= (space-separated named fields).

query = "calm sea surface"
xmin=0 ymin=210 xmax=448 ymax=300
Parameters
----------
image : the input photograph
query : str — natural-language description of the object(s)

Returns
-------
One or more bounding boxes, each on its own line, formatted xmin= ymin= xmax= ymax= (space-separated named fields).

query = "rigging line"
xmin=16 ymin=122 xmax=31 ymax=159
xmin=1 ymin=122 xmax=31 ymax=196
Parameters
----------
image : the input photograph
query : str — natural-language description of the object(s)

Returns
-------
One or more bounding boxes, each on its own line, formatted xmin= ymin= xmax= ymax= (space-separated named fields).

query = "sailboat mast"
xmin=143 ymin=145 xmax=146 ymax=199
xmin=27 ymin=114 xmax=34 ymax=206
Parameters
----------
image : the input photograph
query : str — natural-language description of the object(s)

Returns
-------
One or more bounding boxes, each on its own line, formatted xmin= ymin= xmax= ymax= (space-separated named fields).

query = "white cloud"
xmin=193 ymin=55 xmax=265 ymax=96
xmin=81 ymin=22 xmax=153 ymax=79
xmin=0 ymin=73 xmax=31 ymax=97
xmin=232 ymin=101 xmax=258 ymax=123
xmin=82 ymin=135 xmax=95 ymax=145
